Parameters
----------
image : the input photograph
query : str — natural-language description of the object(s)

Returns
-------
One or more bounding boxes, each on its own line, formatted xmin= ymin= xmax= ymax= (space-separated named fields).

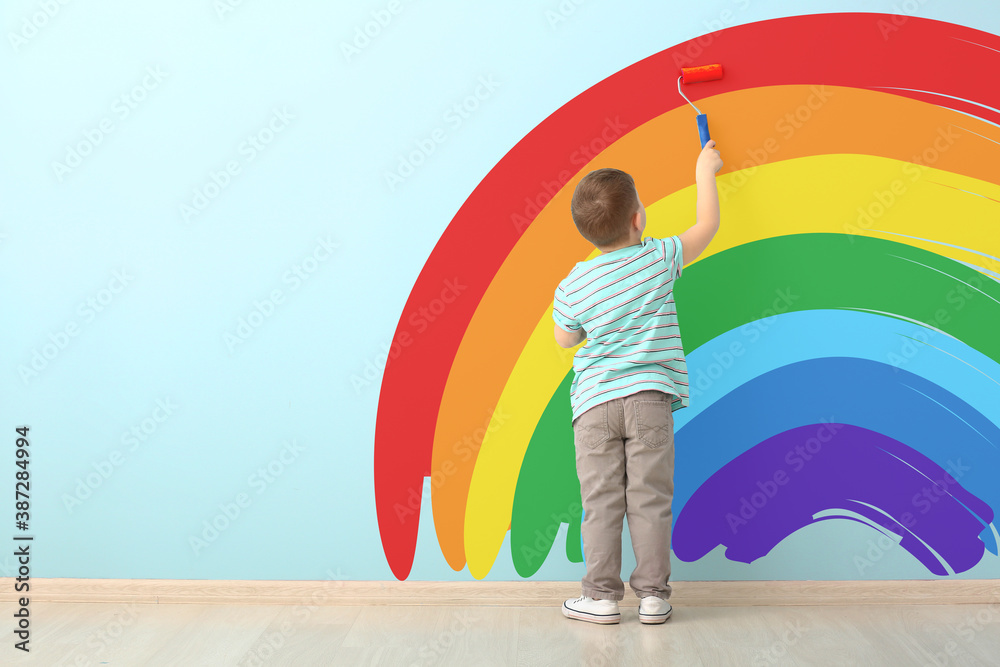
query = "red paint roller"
xmin=677 ymin=63 xmax=723 ymax=147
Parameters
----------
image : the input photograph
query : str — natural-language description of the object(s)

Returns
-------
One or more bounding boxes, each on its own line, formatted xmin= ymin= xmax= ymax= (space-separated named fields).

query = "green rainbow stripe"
xmin=677 ymin=234 xmax=1000 ymax=361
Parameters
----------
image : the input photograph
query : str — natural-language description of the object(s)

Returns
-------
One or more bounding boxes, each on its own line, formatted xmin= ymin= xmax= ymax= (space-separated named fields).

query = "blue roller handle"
xmin=696 ymin=113 xmax=711 ymax=147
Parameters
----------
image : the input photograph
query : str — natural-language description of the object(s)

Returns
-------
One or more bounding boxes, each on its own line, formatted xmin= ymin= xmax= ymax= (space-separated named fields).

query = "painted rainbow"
xmin=374 ymin=13 xmax=1000 ymax=580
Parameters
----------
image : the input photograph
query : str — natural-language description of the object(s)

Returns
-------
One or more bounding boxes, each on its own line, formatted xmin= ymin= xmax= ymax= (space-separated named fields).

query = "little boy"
xmin=553 ymin=140 xmax=723 ymax=625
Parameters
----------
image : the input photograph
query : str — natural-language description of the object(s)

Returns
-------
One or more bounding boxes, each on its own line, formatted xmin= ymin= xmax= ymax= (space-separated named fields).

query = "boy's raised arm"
xmin=678 ymin=140 xmax=723 ymax=267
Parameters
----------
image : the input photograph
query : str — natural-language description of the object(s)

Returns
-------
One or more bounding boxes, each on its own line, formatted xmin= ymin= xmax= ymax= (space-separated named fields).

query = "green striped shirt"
xmin=553 ymin=236 xmax=689 ymax=421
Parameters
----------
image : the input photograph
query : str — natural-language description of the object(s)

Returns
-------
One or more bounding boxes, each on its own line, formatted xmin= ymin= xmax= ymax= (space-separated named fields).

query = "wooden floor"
xmin=3 ymin=600 xmax=999 ymax=666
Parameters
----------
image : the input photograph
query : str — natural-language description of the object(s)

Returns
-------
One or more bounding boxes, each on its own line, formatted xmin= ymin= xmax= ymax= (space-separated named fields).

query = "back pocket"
xmin=635 ymin=401 xmax=673 ymax=449
xmin=573 ymin=403 xmax=610 ymax=449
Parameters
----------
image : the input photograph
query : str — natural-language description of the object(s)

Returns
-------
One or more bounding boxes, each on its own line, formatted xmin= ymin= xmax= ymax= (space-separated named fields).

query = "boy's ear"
xmin=631 ymin=209 xmax=642 ymax=229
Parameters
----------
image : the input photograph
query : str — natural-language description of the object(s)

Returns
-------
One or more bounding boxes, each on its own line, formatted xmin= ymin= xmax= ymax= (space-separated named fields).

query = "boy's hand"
xmin=696 ymin=139 xmax=723 ymax=179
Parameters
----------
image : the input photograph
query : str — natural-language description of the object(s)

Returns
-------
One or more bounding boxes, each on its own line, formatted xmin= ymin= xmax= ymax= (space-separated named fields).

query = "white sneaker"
xmin=638 ymin=596 xmax=672 ymax=624
xmin=562 ymin=596 xmax=621 ymax=624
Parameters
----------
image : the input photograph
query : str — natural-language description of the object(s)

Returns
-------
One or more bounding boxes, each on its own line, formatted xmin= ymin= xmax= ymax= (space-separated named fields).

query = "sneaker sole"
xmin=638 ymin=608 xmax=672 ymax=624
xmin=562 ymin=603 xmax=621 ymax=625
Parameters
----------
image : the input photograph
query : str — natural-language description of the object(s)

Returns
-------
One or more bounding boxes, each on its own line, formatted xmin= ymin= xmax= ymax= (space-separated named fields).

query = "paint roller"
xmin=677 ymin=63 xmax=723 ymax=147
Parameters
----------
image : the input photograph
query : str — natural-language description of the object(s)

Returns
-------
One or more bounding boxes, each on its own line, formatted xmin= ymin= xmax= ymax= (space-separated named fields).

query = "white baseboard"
xmin=2 ymin=578 xmax=997 ymax=606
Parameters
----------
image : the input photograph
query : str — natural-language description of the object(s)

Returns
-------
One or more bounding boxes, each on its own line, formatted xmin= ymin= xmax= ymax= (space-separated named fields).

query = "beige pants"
xmin=572 ymin=389 xmax=675 ymax=601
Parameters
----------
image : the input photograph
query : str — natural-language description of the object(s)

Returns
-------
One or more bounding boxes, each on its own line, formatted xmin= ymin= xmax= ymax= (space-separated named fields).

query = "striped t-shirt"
xmin=553 ymin=236 xmax=689 ymax=422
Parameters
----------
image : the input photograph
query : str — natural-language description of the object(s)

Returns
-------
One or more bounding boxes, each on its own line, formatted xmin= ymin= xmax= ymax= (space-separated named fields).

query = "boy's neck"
xmin=598 ymin=234 xmax=643 ymax=254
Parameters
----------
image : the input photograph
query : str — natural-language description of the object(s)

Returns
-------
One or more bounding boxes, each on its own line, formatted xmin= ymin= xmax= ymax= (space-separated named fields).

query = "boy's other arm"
xmin=554 ymin=324 xmax=586 ymax=348
xmin=678 ymin=139 xmax=723 ymax=266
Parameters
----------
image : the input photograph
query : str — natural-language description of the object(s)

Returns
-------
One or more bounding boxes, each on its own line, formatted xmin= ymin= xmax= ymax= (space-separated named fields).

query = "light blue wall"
xmin=1 ymin=0 xmax=997 ymax=581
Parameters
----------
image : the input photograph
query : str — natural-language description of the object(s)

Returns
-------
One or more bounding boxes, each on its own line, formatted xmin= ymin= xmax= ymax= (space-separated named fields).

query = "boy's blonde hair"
xmin=570 ymin=168 xmax=639 ymax=247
